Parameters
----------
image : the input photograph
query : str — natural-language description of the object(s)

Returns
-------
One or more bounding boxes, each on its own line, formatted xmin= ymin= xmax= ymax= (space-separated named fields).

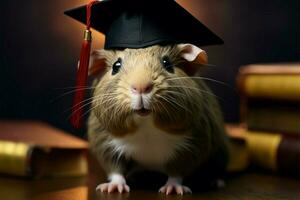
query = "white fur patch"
xmin=108 ymin=115 xmax=190 ymax=171
xmin=130 ymin=93 xmax=152 ymax=110
xmin=108 ymin=173 xmax=126 ymax=184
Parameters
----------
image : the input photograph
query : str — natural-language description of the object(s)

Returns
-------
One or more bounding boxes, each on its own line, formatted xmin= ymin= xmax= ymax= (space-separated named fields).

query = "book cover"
xmin=0 ymin=121 xmax=89 ymax=178
xmin=237 ymin=63 xmax=300 ymax=101
xmin=245 ymin=99 xmax=300 ymax=134
xmin=226 ymin=124 xmax=300 ymax=177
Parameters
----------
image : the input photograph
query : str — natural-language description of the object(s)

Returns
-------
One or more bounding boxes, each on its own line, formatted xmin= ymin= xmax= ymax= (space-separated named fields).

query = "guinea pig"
xmin=87 ymin=44 xmax=229 ymax=195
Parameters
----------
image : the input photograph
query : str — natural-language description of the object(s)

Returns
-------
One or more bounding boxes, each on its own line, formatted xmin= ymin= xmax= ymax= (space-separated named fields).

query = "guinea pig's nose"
xmin=131 ymin=82 xmax=153 ymax=94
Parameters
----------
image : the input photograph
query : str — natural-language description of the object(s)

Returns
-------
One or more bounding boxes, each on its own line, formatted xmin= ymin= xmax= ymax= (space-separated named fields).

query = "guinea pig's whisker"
xmin=63 ymin=93 xmax=105 ymax=114
xmin=166 ymin=90 xmax=196 ymax=105
xmin=112 ymin=103 xmax=123 ymax=116
xmin=99 ymin=97 xmax=113 ymax=105
xmin=54 ymin=86 xmax=97 ymax=90
xmin=166 ymin=86 xmax=219 ymax=99
xmin=164 ymin=90 xmax=186 ymax=97
xmin=100 ymin=95 xmax=119 ymax=106
xmin=96 ymin=92 xmax=123 ymax=107
xmin=106 ymin=104 xmax=126 ymax=125
xmin=52 ymin=87 xmax=97 ymax=102
xmin=164 ymin=86 xmax=200 ymax=102
xmin=166 ymin=76 xmax=229 ymax=87
xmin=164 ymin=95 xmax=192 ymax=114
xmin=80 ymin=99 xmax=119 ymax=121
xmin=151 ymin=103 xmax=157 ymax=113
xmin=99 ymin=97 xmax=117 ymax=105
xmin=100 ymin=94 xmax=120 ymax=102
xmin=175 ymin=138 xmax=194 ymax=154
xmin=156 ymin=94 xmax=190 ymax=113
xmin=154 ymin=100 xmax=173 ymax=121
xmin=109 ymin=101 xmax=129 ymax=125
xmin=66 ymin=91 xmax=113 ymax=112
xmin=157 ymin=102 xmax=171 ymax=119
xmin=99 ymin=101 xmax=120 ymax=118
xmin=100 ymin=92 xmax=120 ymax=96
xmin=79 ymin=104 xmax=99 ymax=120
xmin=65 ymin=92 xmax=116 ymax=115
xmin=164 ymin=90 xmax=202 ymax=108
xmin=70 ymin=92 xmax=118 ymax=111
xmin=81 ymin=96 xmax=128 ymax=122
xmin=162 ymin=100 xmax=178 ymax=122
xmin=66 ymin=99 xmax=97 ymax=117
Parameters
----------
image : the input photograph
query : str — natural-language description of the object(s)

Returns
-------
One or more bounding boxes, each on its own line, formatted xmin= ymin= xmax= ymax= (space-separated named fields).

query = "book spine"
xmin=226 ymin=126 xmax=300 ymax=176
xmin=238 ymin=74 xmax=300 ymax=101
xmin=246 ymin=100 xmax=300 ymax=134
xmin=245 ymin=131 xmax=300 ymax=176
xmin=226 ymin=137 xmax=249 ymax=173
xmin=0 ymin=140 xmax=32 ymax=176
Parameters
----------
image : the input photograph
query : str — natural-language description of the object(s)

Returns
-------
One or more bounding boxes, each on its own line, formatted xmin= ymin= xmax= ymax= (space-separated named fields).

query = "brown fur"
xmin=87 ymin=45 xmax=228 ymax=179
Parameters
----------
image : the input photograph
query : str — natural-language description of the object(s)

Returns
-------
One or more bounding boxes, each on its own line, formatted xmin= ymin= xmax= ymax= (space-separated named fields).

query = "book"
xmin=245 ymin=99 xmax=300 ymax=134
xmin=226 ymin=124 xmax=300 ymax=177
xmin=226 ymin=133 xmax=249 ymax=173
xmin=237 ymin=63 xmax=300 ymax=101
xmin=237 ymin=63 xmax=300 ymax=133
xmin=0 ymin=121 xmax=89 ymax=178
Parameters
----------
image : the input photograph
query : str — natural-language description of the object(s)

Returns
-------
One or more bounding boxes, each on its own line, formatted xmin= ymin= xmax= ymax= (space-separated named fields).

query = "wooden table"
xmin=1 ymin=167 xmax=300 ymax=200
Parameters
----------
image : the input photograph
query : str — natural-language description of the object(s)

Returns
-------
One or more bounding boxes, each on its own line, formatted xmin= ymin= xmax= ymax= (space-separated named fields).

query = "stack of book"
xmin=227 ymin=63 xmax=300 ymax=176
xmin=0 ymin=121 xmax=89 ymax=178
xmin=238 ymin=63 xmax=300 ymax=134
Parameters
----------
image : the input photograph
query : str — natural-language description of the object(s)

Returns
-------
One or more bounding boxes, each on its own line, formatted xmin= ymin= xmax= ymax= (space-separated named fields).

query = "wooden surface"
xmin=1 ymin=168 xmax=300 ymax=200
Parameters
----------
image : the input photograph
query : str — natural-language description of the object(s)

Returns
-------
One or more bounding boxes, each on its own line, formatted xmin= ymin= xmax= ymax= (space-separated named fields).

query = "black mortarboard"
xmin=66 ymin=0 xmax=223 ymax=128
xmin=64 ymin=0 xmax=224 ymax=49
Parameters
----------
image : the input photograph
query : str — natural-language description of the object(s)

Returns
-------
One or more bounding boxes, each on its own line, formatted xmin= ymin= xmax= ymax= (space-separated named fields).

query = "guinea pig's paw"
xmin=159 ymin=184 xmax=192 ymax=195
xmin=96 ymin=182 xmax=130 ymax=194
xmin=159 ymin=177 xmax=192 ymax=195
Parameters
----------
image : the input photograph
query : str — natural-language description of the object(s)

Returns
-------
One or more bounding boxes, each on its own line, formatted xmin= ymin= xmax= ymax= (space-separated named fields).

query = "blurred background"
xmin=0 ymin=0 xmax=299 ymax=137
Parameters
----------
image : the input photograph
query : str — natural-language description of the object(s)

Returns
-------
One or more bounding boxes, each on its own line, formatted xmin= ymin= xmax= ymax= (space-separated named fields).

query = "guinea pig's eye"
xmin=161 ymin=56 xmax=174 ymax=73
xmin=112 ymin=58 xmax=122 ymax=75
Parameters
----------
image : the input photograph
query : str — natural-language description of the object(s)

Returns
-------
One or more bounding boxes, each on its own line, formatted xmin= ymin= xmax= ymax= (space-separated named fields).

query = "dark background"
xmin=0 ymin=0 xmax=299 ymax=137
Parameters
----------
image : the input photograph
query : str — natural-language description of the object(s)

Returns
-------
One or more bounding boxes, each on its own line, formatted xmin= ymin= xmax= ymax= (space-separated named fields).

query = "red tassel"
xmin=70 ymin=35 xmax=92 ymax=128
xmin=70 ymin=1 xmax=97 ymax=128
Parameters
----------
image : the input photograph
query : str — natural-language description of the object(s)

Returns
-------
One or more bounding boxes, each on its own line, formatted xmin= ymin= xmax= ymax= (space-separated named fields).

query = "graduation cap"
xmin=65 ymin=0 xmax=223 ymax=128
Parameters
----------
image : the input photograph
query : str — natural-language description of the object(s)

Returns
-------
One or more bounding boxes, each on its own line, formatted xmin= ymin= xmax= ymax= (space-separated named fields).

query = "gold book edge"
xmin=0 ymin=140 xmax=89 ymax=178
xmin=226 ymin=125 xmax=283 ymax=171
xmin=0 ymin=140 xmax=33 ymax=176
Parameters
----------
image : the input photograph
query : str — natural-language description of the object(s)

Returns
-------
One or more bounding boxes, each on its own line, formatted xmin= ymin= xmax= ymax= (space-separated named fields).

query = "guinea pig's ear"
xmin=178 ymin=43 xmax=208 ymax=64
xmin=88 ymin=49 xmax=107 ymax=76
xmin=178 ymin=44 xmax=208 ymax=76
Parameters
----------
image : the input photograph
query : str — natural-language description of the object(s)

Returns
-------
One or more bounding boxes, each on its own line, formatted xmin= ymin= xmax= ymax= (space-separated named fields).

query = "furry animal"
xmin=87 ymin=44 xmax=229 ymax=195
